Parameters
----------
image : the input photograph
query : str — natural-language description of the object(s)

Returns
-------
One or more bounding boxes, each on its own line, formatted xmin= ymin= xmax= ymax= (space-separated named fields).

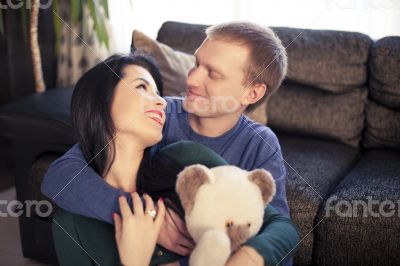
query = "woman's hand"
xmin=114 ymin=192 xmax=165 ymax=266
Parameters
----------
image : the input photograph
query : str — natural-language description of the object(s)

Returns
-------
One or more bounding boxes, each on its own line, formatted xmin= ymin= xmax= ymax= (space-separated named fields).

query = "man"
xmin=42 ymin=21 xmax=299 ymax=265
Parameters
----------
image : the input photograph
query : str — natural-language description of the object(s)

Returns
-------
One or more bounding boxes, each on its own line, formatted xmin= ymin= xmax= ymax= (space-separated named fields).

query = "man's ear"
xmin=241 ymin=83 xmax=267 ymax=106
xmin=176 ymin=164 xmax=213 ymax=214
xmin=248 ymin=169 xmax=276 ymax=205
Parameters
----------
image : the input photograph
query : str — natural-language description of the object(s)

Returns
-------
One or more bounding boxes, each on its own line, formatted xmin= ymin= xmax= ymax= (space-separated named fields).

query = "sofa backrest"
xmin=156 ymin=21 xmax=399 ymax=149
xmin=267 ymin=27 xmax=371 ymax=148
xmin=364 ymin=36 xmax=400 ymax=150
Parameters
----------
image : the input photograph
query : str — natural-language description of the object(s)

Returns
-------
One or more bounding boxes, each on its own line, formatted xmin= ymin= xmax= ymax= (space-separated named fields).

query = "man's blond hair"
xmin=206 ymin=21 xmax=287 ymax=112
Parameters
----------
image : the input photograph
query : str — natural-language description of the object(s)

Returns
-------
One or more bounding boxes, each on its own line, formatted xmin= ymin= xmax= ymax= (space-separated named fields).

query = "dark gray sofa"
xmin=0 ymin=21 xmax=399 ymax=265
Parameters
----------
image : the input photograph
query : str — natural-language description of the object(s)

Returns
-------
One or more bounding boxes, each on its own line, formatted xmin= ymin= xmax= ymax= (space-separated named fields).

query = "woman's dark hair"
xmin=71 ymin=53 xmax=163 ymax=176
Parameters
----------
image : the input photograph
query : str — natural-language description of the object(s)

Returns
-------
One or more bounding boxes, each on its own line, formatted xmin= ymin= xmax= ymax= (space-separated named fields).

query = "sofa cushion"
xmin=273 ymin=27 xmax=371 ymax=93
xmin=131 ymin=30 xmax=195 ymax=97
xmin=314 ymin=150 xmax=400 ymax=265
xmin=157 ymin=21 xmax=208 ymax=54
xmin=268 ymin=82 xmax=367 ymax=148
xmin=278 ymin=134 xmax=360 ymax=265
xmin=364 ymin=100 xmax=400 ymax=150
xmin=369 ymin=36 xmax=400 ymax=108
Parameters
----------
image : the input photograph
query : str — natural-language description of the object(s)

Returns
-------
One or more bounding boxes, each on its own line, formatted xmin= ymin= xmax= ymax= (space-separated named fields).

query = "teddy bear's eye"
xmin=226 ymin=220 xmax=234 ymax=227
xmin=247 ymin=223 xmax=251 ymax=227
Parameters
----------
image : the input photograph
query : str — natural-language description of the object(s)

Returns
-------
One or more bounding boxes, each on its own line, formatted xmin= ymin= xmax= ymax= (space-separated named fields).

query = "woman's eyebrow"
xmin=131 ymin=77 xmax=150 ymax=84
xmin=130 ymin=77 xmax=160 ymax=95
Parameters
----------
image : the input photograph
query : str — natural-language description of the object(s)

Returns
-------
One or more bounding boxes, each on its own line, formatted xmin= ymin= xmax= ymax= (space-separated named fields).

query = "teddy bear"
xmin=176 ymin=164 xmax=276 ymax=266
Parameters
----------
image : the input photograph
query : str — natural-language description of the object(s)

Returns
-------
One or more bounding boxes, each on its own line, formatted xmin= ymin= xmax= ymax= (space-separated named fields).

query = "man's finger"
xmin=176 ymin=236 xmax=196 ymax=249
xmin=131 ymin=192 xmax=144 ymax=216
xmin=173 ymin=245 xmax=191 ymax=256
xmin=168 ymin=209 xmax=192 ymax=239
xmin=119 ymin=195 xmax=131 ymax=218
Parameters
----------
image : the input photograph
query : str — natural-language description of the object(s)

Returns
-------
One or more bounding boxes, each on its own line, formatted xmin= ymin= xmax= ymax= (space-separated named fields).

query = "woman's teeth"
xmin=145 ymin=112 xmax=162 ymax=121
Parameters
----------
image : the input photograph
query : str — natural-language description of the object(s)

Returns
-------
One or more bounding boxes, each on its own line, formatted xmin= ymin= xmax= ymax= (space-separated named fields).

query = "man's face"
xmin=184 ymin=38 xmax=250 ymax=118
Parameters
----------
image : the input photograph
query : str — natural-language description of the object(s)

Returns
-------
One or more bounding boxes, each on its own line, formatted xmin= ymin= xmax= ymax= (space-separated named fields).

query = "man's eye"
xmin=209 ymin=71 xmax=219 ymax=80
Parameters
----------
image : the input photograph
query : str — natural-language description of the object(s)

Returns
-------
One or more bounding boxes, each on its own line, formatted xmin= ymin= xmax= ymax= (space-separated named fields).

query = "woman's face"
xmin=111 ymin=64 xmax=166 ymax=148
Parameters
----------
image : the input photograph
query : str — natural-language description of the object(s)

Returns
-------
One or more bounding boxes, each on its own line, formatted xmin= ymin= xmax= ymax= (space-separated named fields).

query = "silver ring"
xmin=146 ymin=209 xmax=157 ymax=219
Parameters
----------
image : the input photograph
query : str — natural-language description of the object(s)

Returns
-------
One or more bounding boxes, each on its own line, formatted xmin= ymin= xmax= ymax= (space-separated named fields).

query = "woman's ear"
xmin=241 ymin=83 xmax=267 ymax=106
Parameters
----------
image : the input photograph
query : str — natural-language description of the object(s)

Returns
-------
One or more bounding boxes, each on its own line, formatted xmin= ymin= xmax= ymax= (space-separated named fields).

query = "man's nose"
xmin=186 ymin=66 xmax=201 ymax=88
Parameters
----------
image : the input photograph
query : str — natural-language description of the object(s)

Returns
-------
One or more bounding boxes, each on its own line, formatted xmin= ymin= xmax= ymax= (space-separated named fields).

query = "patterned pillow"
xmin=131 ymin=30 xmax=195 ymax=97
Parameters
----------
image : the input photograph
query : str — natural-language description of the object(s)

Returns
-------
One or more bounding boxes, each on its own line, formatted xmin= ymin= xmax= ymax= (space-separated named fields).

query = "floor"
xmin=0 ymin=139 xmax=54 ymax=265
xmin=0 ymin=187 xmax=54 ymax=265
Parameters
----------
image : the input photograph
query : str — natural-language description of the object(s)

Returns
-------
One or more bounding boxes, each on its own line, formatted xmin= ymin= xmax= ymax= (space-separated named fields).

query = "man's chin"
xmin=183 ymin=98 xmax=213 ymax=117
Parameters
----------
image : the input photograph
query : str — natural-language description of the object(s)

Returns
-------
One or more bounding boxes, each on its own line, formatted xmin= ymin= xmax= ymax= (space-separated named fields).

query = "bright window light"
xmin=109 ymin=0 xmax=400 ymax=53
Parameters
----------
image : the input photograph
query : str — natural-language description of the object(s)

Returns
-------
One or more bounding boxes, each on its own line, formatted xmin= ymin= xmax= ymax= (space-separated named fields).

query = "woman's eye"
xmin=136 ymin=84 xmax=146 ymax=90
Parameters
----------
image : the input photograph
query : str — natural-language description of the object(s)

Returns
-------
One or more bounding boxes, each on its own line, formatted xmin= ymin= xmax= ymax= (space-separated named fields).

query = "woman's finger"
xmin=154 ymin=198 xmax=166 ymax=230
xmin=113 ymin=213 xmax=122 ymax=242
xmin=119 ymin=195 xmax=131 ymax=218
xmin=131 ymin=192 xmax=144 ymax=216
xmin=143 ymin=194 xmax=155 ymax=217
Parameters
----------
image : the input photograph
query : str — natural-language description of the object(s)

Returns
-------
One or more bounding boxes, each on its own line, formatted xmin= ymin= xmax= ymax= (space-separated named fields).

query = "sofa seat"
xmin=277 ymin=134 xmax=360 ymax=265
xmin=313 ymin=150 xmax=400 ymax=266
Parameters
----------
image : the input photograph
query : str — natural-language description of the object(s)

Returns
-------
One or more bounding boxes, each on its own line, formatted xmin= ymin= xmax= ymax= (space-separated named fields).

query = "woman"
xmin=52 ymin=53 xmax=173 ymax=266
xmin=53 ymin=53 xmax=227 ymax=266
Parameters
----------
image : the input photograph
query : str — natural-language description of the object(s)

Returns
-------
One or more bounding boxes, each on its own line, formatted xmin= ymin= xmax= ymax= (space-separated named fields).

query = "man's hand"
xmin=226 ymin=246 xmax=264 ymax=266
xmin=157 ymin=207 xmax=195 ymax=255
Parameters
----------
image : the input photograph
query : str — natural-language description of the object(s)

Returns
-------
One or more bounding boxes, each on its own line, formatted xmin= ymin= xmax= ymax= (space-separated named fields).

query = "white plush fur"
xmin=177 ymin=165 xmax=275 ymax=266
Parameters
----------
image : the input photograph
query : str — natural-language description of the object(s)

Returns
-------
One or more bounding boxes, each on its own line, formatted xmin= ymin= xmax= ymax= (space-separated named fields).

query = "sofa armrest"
xmin=0 ymin=87 xmax=75 ymax=145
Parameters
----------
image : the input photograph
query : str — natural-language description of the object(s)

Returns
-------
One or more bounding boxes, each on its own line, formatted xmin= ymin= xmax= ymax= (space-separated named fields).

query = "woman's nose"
xmin=155 ymin=94 xmax=167 ymax=109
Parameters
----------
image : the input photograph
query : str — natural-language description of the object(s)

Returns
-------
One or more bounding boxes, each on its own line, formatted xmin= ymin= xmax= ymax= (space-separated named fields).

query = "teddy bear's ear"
xmin=248 ymin=169 xmax=276 ymax=205
xmin=176 ymin=164 xmax=213 ymax=214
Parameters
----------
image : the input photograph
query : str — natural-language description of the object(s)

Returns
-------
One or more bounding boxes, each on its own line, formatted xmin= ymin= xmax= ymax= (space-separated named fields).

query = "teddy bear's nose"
xmin=227 ymin=224 xmax=250 ymax=252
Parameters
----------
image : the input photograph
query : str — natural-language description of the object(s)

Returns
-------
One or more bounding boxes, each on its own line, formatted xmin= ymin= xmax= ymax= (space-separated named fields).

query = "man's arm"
xmin=41 ymin=144 xmax=193 ymax=256
xmin=229 ymin=129 xmax=299 ymax=265
xmin=241 ymin=204 xmax=300 ymax=266
xmin=41 ymin=146 xmax=125 ymax=223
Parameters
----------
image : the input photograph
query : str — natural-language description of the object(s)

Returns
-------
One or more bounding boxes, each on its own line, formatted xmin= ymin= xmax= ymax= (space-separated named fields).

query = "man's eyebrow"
xmin=195 ymin=54 xmax=224 ymax=76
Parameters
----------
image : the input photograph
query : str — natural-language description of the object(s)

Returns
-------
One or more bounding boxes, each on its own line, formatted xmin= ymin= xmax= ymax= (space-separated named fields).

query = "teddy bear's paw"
xmin=189 ymin=229 xmax=231 ymax=266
